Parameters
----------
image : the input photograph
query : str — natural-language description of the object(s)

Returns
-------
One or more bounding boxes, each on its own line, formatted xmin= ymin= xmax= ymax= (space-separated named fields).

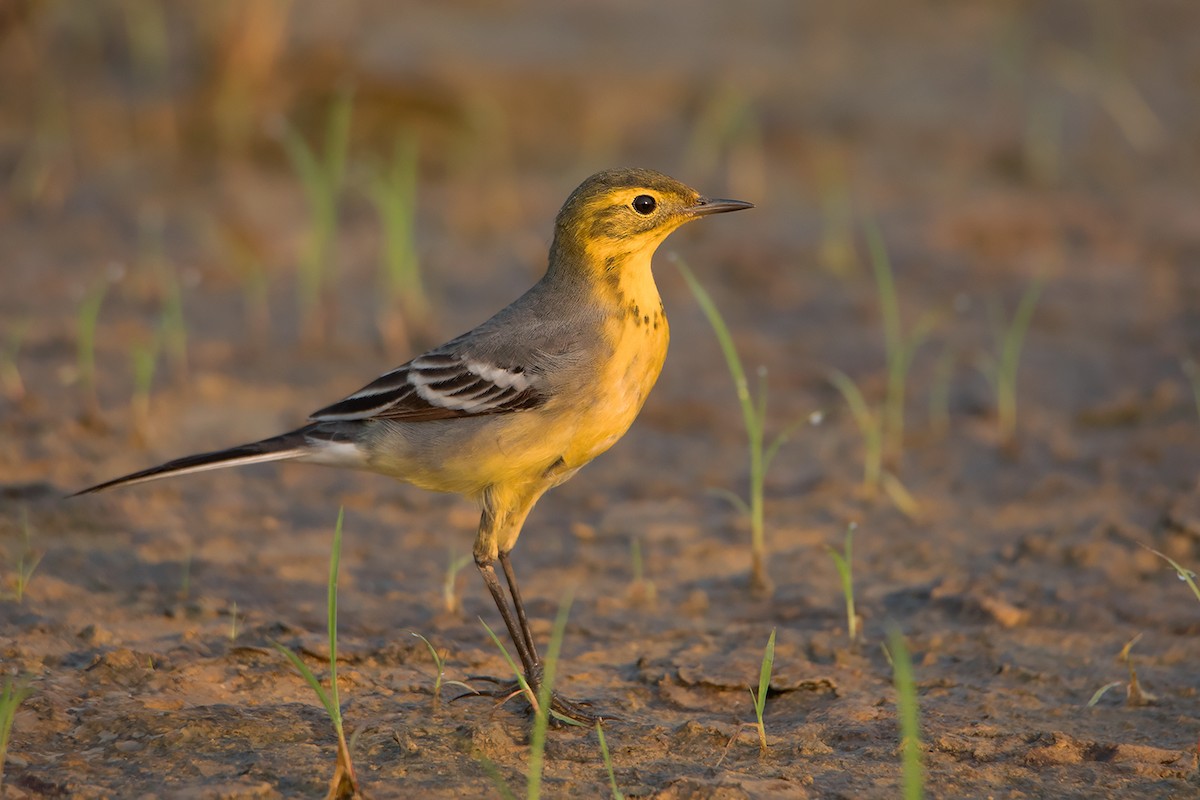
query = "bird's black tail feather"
xmin=74 ymin=428 xmax=315 ymax=495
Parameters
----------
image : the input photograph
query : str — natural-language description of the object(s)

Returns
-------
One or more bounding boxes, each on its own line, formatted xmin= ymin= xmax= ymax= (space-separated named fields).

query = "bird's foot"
xmin=455 ymin=674 xmax=612 ymax=725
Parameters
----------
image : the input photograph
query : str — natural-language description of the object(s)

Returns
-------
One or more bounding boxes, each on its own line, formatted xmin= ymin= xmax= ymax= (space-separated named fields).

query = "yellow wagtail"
xmin=78 ymin=168 xmax=752 ymax=720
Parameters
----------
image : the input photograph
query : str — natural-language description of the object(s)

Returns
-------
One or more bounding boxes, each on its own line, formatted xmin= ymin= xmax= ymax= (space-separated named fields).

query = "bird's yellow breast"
xmin=560 ymin=247 xmax=670 ymax=468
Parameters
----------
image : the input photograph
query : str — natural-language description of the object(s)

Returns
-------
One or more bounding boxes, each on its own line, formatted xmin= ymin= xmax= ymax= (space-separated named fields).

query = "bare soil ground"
xmin=2 ymin=2 xmax=1199 ymax=798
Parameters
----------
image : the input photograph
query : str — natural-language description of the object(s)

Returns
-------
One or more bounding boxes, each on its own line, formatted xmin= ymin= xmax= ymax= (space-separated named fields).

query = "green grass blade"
xmin=0 ymin=675 xmax=34 ymax=784
xmin=756 ymin=628 xmax=776 ymax=718
xmin=826 ymin=523 xmax=858 ymax=640
xmin=325 ymin=88 xmax=354 ymax=193
xmin=676 ymin=258 xmax=753 ymax=431
xmin=865 ymin=219 xmax=901 ymax=362
xmin=528 ymin=592 xmax=576 ymax=799
xmin=480 ymin=619 xmax=534 ymax=701
xmin=327 ymin=507 xmax=345 ymax=723
xmin=596 ymin=721 xmax=625 ymax=800
xmin=828 ymin=369 xmax=883 ymax=487
xmin=1086 ymin=681 xmax=1124 ymax=707
xmin=479 ymin=755 xmax=520 ymax=800
xmin=271 ymin=641 xmax=335 ymax=719
xmin=77 ymin=280 xmax=109 ymax=407
xmin=1140 ymin=544 xmax=1200 ymax=604
xmin=887 ymin=628 xmax=924 ymax=800
xmin=706 ymin=486 xmax=751 ymax=517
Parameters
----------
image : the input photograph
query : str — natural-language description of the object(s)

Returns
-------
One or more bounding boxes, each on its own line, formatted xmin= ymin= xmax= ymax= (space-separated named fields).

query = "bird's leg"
xmin=465 ymin=489 xmax=604 ymax=724
xmin=499 ymin=549 xmax=541 ymax=673
xmin=475 ymin=554 xmax=540 ymax=680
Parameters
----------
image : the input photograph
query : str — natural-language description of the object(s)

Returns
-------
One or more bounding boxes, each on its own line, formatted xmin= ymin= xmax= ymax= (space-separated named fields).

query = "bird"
xmin=77 ymin=168 xmax=753 ymax=721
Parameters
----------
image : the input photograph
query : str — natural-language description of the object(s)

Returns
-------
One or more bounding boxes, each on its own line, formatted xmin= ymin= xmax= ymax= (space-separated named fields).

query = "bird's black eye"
xmin=632 ymin=195 xmax=657 ymax=215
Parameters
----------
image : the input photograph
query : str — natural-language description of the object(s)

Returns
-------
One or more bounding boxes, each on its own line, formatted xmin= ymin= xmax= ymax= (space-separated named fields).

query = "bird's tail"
xmin=74 ymin=428 xmax=317 ymax=495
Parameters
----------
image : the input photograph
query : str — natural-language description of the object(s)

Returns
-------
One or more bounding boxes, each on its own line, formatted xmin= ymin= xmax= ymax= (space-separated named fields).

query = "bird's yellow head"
xmin=549 ymin=168 xmax=753 ymax=276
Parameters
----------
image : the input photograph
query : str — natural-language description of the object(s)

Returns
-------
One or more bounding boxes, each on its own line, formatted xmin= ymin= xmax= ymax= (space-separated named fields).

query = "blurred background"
xmin=2 ymin=0 xmax=1196 ymax=403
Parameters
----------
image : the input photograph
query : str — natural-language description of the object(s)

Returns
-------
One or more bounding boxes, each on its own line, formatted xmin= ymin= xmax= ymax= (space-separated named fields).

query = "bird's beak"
xmin=688 ymin=196 xmax=755 ymax=216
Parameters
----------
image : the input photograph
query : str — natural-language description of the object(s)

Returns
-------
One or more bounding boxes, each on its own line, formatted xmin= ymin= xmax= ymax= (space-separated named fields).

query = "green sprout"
xmin=980 ymin=278 xmax=1044 ymax=449
xmin=159 ymin=262 xmax=188 ymax=383
xmin=1141 ymin=543 xmax=1200 ymax=605
xmin=278 ymin=90 xmax=353 ymax=344
xmin=678 ymin=257 xmax=806 ymax=595
xmin=717 ymin=627 xmax=777 ymax=767
xmin=76 ymin=279 xmax=109 ymax=420
xmin=9 ymin=509 xmax=42 ymax=604
xmin=595 ymin=721 xmax=625 ymax=800
xmin=369 ymin=132 xmax=428 ymax=349
xmin=411 ymin=632 xmax=473 ymax=710
xmin=865 ymin=221 xmax=936 ymax=465
xmin=828 ymin=368 xmax=883 ymax=491
xmin=271 ymin=508 xmax=360 ymax=798
xmin=129 ymin=332 xmax=160 ymax=443
xmin=826 ymin=523 xmax=859 ymax=642
xmin=442 ymin=551 xmax=473 ymax=616
xmin=886 ymin=629 xmax=925 ymax=800
xmin=628 ymin=536 xmax=656 ymax=604
xmin=749 ymin=627 xmax=777 ymax=753
xmin=0 ymin=675 xmax=34 ymax=788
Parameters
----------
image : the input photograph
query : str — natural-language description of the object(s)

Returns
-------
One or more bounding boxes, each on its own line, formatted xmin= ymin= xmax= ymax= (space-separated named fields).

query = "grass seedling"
xmin=865 ymin=221 xmax=936 ymax=465
xmin=0 ymin=319 xmax=28 ymax=402
xmin=886 ymin=628 xmax=924 ymax=800
xmin=717 ymin=627 xmax=776 ymax=766
xmin=980 ymin=278 xmax=1045 ymax=450
xmin=278 ymin=90 xmax=353 ymax=344
xmin=442 ymin=551 xmax=473 ymax=616
xmin=1140 ymin=543 xmax=1200 ymax=605
xmin=817 ymin=177 xmax=857 ymax=278
xmin=749 ymin=627 xmax=776 ymax=753
xmin=228 ymin=601 xmax=240 ymax=641
xmin=596 ymin=721 xmax=625 ymax=800
xmin=828 ymin=369 xmax=923 ymax=518
xmin=129 ymin=333 xmax=160 ymax=445
xmin=826 ymin=523 xmax=859 ymax=642
xmin=9 ymin=509 xmax=42 ymax=604
xmin=1088 ymin=633 xmax=1155 ymax=707
xmin=1181 ymin=358 xmax=1200 ymax=423
xmin=0 ymin=675 xmax=33 ymax=788
xmin=370 ymin=132 xmax=428 ymax=351
xmin=136 ymin=213 xmax=188 ymax=382
xmin=272 ymin=508 xmax=361 ymax=799
xmin=678 ymin=257 xmax=805 ymax=595
xmin=411 ymin=632 xmax=472 ymax=709
xmin=159 ymin=261 xmax=188 ymax=383
xmin=627 ymin=536 xmax=656 ymax=604
xmin=828 ymin=368 xmax=883 ymax=490
xmin=527 ymin=593 xmax=575 ymax=798
xmin=76 ymin=279 xmax=109 ymax=421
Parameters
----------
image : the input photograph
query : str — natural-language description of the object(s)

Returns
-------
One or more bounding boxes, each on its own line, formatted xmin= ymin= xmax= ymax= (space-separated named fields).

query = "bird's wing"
xmin=308 ymin=350 xmax=546 ymax=423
